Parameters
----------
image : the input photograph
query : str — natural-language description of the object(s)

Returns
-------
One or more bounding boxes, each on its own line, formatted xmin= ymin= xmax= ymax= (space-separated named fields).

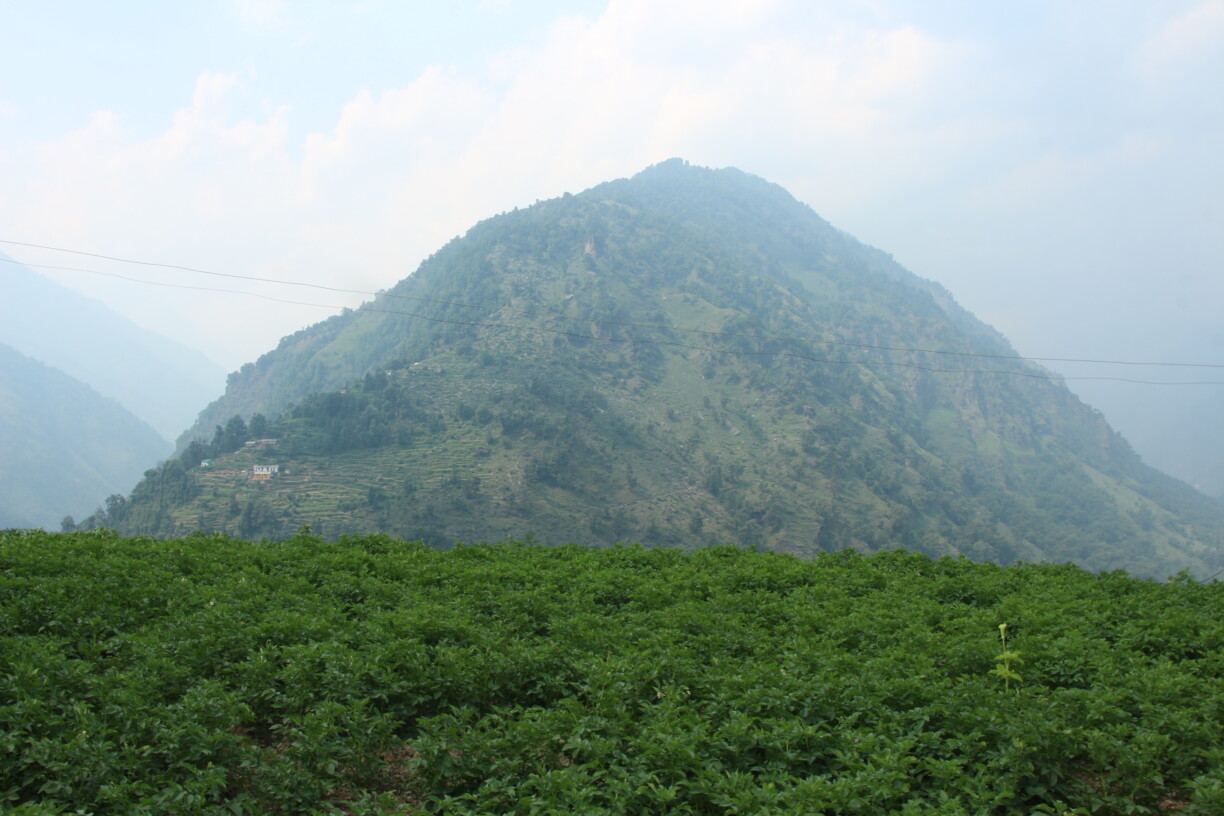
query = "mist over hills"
xmin=1070 ymin=362 xmax=1224 ymax=501
xmin=96 ymin=161 xmax=1224 ymax=578
xmin=0 ymin=343 xmax=169 ymax=528
xmin=0 ymin=253 xmax=227 ymax=441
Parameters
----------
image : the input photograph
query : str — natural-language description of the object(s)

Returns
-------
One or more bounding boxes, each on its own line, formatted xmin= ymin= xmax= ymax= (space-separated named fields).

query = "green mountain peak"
xmin=95 ymin=162 xmax=1224 ymax=578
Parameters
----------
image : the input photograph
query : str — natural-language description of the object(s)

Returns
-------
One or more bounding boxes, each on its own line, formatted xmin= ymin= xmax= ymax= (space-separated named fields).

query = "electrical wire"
xmin=6 ymin=254 xmax=1222 ymax=386
xmin=5 ymin=239 xmax=1222 ymax=371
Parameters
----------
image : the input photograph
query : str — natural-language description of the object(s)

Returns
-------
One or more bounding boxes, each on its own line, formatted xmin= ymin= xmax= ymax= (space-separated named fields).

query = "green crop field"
xmin=2 ymin=529 xmax=1222 ymax=814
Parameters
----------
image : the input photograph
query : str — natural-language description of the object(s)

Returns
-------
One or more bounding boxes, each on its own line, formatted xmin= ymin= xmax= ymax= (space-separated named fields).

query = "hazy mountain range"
xmin=83 ymin=160 xmax=1223 ymax=579
xmin=0 ymin=342 xmax=169 ymax=528
xmin=1072 ymin=369 xmax=1224 ymax=501
xmin=0 ymin=252 xmax=226 ymax=442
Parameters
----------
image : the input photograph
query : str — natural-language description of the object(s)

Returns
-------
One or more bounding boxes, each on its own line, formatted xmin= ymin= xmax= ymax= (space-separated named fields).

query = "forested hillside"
xmin=96 ymin=161 xmax=1224 ymax=578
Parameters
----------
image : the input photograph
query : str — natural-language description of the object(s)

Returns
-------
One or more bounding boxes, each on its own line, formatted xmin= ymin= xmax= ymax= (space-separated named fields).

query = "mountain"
xmin=96 ymin=160 xmax=1224 ymax=578
xmin=0 ymin=252 xmax=227 ymax=441
xmin=1071 ymin=370 xmax=1224 ymax=500
xmin=0 ymin=343 xmax=170 ymax=528
xmin=1127 ymin=390 xmax=1224 ymax=501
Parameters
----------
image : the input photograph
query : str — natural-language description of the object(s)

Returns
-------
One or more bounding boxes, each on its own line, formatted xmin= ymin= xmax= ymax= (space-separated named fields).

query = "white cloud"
xmin=231 ymin=0 xmax=287 ymax=32
xmin=1137 ymin=0 xmax=1224 ymax=80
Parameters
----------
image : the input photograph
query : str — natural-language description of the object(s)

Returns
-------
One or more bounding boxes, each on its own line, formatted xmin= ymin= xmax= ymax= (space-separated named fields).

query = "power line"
xmin=7 ymin=237 xmax=1224 ymax=371
xmin=8 ymin=239 xmax=1224 ymax=371
xmin=6 ymin=254 xmax=1222 ymax=386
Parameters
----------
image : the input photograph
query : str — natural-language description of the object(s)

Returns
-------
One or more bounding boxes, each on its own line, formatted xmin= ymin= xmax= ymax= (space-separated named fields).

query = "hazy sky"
xmin=1 ymin=1 xmax=1221 ymax=395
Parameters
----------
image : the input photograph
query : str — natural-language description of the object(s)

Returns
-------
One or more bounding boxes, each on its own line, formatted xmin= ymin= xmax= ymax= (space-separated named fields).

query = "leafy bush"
xmin=1 ymin=530 xmax=1221 ymax=813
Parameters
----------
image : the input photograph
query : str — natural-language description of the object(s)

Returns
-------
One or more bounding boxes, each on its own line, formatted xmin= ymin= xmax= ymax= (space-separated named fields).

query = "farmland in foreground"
xmin=2 ymin=529 xmax=1222 ymax=814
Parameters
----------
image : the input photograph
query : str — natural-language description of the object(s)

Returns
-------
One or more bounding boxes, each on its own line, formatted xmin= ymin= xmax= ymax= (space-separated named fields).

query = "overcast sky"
xmin=1 ymin=2 xmax=1221 ymax=411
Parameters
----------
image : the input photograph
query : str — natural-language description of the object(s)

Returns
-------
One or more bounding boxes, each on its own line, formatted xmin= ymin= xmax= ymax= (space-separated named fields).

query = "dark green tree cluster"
xmin=176 ymin=414 xmax=270 ymax=470
xmin=288 ymin=374 xmax=438 ymax=453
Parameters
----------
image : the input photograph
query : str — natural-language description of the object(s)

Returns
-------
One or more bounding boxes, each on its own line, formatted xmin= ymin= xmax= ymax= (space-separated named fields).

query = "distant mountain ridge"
xmin=0 ymin=343 xmax=170 ymax=528
xmin=101 ymin=160 xmax=1224 ymax=578
xmin=0 ymin=253 xmax=226 ymax=441
xmin=1072 ymin=366 xmax=1224 ymax=500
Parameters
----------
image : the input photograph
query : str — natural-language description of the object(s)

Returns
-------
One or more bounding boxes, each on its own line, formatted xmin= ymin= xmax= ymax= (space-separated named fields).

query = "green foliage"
xmin=3 ymin=531 xmax=1224 ymax=813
